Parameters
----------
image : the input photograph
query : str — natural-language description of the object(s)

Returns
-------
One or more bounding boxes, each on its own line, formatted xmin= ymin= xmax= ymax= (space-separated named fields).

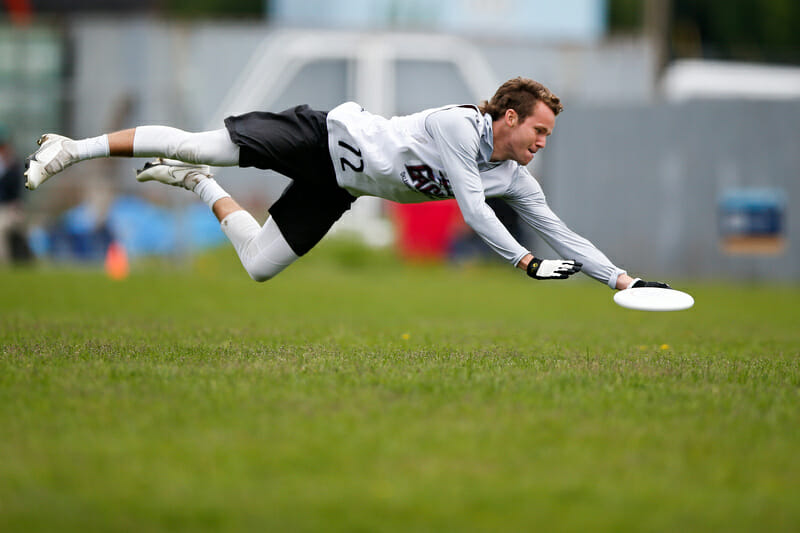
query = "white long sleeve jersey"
xmin=326 ymin=102 xmax=625 ymax=288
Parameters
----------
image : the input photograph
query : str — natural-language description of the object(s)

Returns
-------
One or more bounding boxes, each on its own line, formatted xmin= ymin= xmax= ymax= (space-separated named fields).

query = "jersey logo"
xmin=402 ymin=163 xmax=453 ymax=199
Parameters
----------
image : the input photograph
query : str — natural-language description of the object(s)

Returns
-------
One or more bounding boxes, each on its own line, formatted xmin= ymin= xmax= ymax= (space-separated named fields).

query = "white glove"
xmin=527 ymin=256 xmax=582 ymax=280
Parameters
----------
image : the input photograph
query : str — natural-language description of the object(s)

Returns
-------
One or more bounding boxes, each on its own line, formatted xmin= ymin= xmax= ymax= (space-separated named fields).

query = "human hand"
xmin=527 ymin=257 xmax=582 ymax=280
xmin=629 ymin=278 xmax=671 ymax=289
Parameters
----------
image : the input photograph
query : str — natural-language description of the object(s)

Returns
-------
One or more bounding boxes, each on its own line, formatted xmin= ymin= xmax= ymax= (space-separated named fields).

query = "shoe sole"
xmin=135 ymin=159 xmax=162 ymax=182
xmin=135 ymin=158 xmax=212 ymax=185
xmin=24 ymin=134 xmax=50 ymax=190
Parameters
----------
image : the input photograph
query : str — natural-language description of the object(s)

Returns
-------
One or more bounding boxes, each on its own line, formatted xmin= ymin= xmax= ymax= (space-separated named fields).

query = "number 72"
xmin=338 ymin=140 xmax=364 ymax=172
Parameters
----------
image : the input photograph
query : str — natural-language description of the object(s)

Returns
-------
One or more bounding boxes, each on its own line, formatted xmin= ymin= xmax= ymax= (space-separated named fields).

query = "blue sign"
xmin=718 ymin=188 xmax=786 ymax=254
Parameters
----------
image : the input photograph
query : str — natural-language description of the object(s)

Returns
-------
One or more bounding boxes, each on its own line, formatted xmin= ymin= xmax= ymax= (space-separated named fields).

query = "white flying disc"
xmin=613 ymin=287 xmax=695 ymax=312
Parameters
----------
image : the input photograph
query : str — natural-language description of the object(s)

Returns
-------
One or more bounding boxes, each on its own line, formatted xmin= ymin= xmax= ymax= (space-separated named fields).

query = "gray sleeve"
xmin=427 ymin=109 xmax=529 ymax=267
xmin=504 ymin=169 xmax=626 ymax=289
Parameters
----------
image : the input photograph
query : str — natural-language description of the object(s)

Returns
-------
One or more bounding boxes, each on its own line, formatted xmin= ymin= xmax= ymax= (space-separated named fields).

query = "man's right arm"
xmin=427 ymin=109 xmax=530 ymax=267
xmin=427 ymin=109 xmax=581 ymax=282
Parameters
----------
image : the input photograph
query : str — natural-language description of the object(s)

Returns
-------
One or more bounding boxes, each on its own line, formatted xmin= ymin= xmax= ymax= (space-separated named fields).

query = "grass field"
xmin=1 ymin=242 xmax=799 ymax=532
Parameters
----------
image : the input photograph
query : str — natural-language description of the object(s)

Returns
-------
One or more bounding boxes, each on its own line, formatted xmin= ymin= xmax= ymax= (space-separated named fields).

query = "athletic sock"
xmin=193 ymin=177 xmax=231 ymax=209
xmin=72 ymin=135 xmax=110 ymax=161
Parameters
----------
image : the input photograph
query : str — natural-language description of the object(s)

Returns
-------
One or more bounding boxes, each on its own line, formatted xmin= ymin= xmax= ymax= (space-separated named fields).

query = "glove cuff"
xmin=526 ymin=257 xmax=542 ymax=278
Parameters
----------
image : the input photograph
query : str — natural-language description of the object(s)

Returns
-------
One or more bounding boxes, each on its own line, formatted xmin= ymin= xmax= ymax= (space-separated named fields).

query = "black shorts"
xmin=224 ymin=105 xmax=356 ymax=256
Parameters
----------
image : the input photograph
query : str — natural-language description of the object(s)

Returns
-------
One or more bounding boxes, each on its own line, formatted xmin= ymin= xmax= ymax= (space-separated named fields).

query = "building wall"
xmin=542 ymin=101 xmax=800 ymax=281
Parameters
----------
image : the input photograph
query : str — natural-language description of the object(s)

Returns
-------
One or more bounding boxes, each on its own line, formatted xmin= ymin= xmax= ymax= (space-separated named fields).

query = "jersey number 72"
xmin=338 ymin=141 xmax=364 ymax=172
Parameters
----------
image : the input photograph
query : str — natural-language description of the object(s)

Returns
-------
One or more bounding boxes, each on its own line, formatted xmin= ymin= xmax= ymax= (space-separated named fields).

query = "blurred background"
xmin=0 ymin=0 xmax=798 ymax=281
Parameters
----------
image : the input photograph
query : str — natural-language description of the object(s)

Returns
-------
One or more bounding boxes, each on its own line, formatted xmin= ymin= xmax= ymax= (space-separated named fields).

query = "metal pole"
xmin=644 ymin=0 xmax=672 ymax=77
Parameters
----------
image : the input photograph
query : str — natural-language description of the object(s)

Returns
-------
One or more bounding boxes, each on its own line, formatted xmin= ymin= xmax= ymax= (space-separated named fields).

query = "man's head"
xmin=479 ymin=77 xmax=563 ymax=122
xmin=485 ymin=78 xmax=563 ymax=165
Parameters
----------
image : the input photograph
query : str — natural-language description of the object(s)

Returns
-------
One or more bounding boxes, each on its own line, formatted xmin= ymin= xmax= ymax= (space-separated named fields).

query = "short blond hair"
xmin=479 ymin=77 xmax=563 ymax=121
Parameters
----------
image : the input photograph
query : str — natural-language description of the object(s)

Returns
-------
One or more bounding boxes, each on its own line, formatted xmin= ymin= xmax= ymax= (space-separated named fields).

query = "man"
xmin=0 ymin=126 xmax=31 ymax=264
xmin=25 ymin=77 xmax=666 ymax=289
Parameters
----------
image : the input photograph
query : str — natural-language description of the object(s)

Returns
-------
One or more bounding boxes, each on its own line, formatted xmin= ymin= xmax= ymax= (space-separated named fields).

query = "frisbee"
xmin=613 ymin=287 xmax=695 ymax=312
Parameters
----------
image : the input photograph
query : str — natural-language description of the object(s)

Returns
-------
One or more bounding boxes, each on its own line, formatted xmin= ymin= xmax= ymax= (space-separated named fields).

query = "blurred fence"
xmin=0 ymin=25 xmax=63 ymax=154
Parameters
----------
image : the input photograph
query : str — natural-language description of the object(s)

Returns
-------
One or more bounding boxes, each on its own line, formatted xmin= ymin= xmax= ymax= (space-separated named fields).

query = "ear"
xmin=504 ymin=108 xmax=518 ymax=127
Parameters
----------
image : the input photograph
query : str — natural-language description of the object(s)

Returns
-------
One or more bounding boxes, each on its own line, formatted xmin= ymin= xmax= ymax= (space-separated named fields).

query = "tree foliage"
xmin=608 ymin=0 xmax=800 ymax=64
xmin=162 ymin=0 xmax=263 ymax=18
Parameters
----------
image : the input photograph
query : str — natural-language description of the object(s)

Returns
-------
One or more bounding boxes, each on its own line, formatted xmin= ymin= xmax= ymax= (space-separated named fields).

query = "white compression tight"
xmin=220 ymin=211 xmax=299 ymax=282
xmin=132 ymin=126 xmax=240 ymax=166
xmin=133 ymin=126 xmax=298 ymax=282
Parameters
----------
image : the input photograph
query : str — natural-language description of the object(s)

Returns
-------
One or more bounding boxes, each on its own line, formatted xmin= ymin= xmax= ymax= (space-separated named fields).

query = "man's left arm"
xmin=505 ymin=172 xmax=636 ymax=289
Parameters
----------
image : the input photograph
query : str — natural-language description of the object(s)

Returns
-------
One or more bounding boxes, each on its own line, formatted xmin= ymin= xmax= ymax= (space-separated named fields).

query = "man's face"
xmin=503 ymin=101 xmax=556 ymax=166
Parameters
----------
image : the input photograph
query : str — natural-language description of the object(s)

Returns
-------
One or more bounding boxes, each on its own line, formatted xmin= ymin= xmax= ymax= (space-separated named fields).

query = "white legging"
xmin=132 ymin=126 xmax=299 ymax=281
xmin=133 ymin=126 xmax=240 ymax=166
xmin=221 ymin=211 xmax=299 ymax=282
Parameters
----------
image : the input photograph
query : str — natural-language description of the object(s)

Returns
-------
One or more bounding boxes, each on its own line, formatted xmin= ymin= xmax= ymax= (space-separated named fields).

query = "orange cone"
xmin=105 ymin=241 xmax=129 ymax=280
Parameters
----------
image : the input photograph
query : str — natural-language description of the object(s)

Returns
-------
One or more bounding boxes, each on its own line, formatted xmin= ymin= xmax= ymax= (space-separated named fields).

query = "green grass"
xmin=1 ymin=242 xmax=799 ymax=532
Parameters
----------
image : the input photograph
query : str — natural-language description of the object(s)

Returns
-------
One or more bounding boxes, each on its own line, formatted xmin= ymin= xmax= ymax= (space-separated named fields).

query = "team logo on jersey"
xmin=402 ymin=163 xmax=454 ymax=199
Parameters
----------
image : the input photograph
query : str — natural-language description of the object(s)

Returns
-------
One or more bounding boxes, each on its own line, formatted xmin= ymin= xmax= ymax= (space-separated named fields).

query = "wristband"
xmin=526 ymin=257 xmax=542 ymax=278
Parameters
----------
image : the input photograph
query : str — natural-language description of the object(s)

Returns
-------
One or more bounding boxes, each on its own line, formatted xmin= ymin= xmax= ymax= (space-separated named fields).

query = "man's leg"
xmin=138 ymin=163 xmax=298 ymax=282
xmin=108 ymin=129 xmax=135 ymax=156
xmin=193 ymin=187 xmax=299 ymax=282
xmin=26 ymin=123 xmax=298 ymax=281
xmin=216 ymin=203 xmax=299 ymax=282
xmin=25 ymin=126 xmax=239 ymax=190
xmin=125 ymin=136 xmax=299 ymax=282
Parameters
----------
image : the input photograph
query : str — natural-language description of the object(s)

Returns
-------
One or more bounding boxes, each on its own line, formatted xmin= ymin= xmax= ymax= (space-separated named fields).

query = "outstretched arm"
xmin=505 ymin=170 xmax=628 ymax=289
xmin=506 ymin=174 xmax=673 ymax=290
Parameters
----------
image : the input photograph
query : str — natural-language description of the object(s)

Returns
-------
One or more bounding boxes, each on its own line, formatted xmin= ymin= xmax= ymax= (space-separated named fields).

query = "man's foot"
xmin=24 ymin=134 xmax=79 ymax=190
xmin=135 ymin=158 xmax=212 ymax=191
